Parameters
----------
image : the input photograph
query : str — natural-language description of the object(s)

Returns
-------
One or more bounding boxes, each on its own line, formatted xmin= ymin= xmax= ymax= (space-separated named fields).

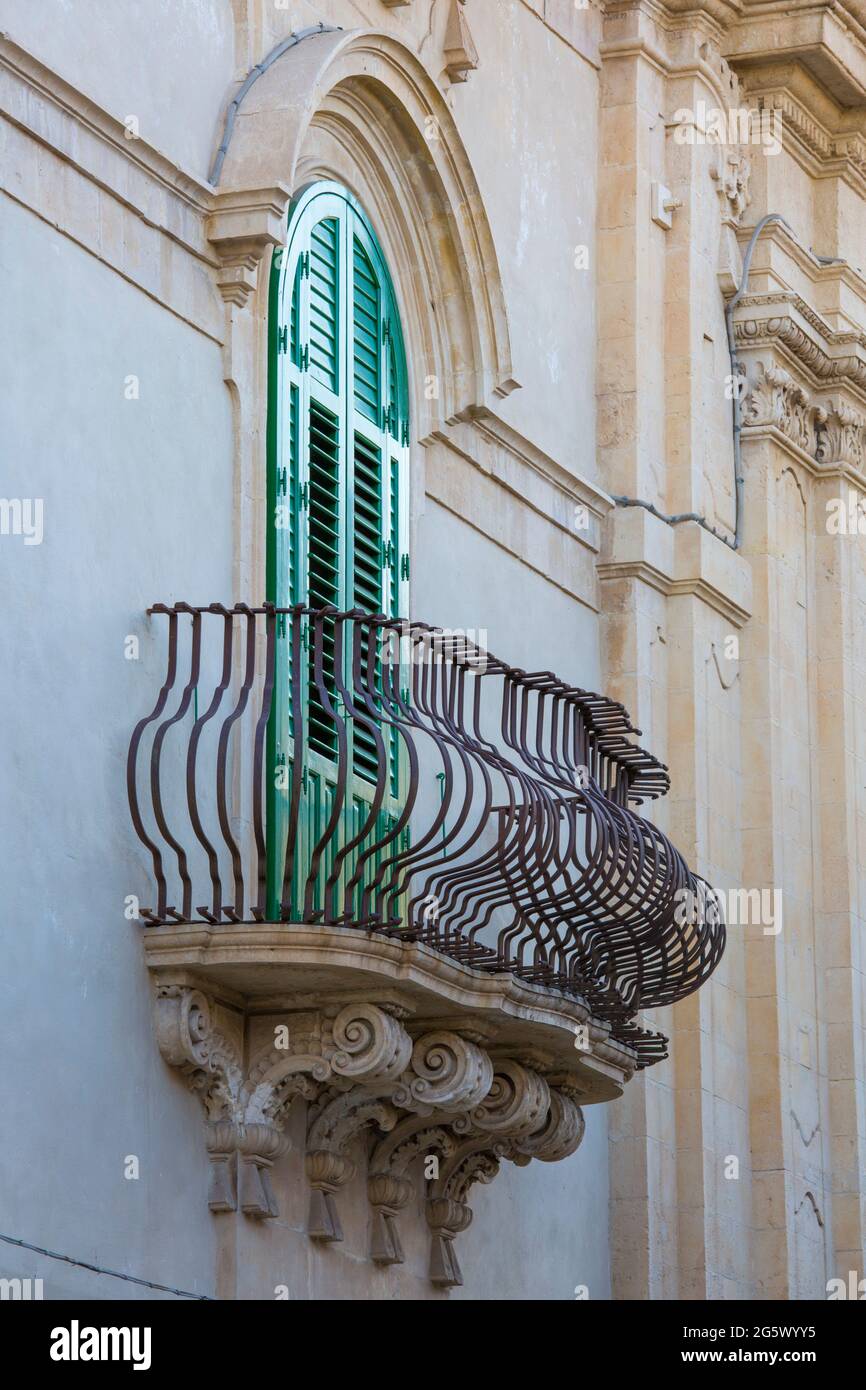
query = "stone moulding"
xmin=733 ymin=295 xmax=866 ymax=470
xmin=147 ymin=922 xmax=633 ymax=1288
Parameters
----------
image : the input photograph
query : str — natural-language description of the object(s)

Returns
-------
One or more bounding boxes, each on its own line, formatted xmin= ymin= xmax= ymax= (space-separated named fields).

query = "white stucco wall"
xmin=0 ymin=0 xmax=235 ymax=179
xmin=0 ymin=195 xmax=234 ymax=1299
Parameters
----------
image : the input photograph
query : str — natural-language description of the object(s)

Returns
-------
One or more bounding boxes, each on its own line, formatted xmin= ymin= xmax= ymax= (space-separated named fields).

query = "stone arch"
xmin=218 ymin=27 xmax=517 ymax=435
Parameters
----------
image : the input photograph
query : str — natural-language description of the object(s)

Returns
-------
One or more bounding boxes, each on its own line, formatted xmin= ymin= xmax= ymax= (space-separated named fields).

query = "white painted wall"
xmin=0 ymin=0 xmax=235 ymax=179
xmin=0 ymin=196 xmax=233 ymax=1299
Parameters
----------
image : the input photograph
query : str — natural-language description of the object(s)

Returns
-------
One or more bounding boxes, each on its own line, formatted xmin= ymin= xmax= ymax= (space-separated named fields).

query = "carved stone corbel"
xmin=156 ymin=985 xmax=267 ymax=1214
xmin=368 ymin=1118 xmax=463 ymax=1266
xmin=397 ymin=1030 xmax=494 ymax=1113
xmin=156 ymin=991 xmax=417 ymax=1219
xmin=443 ymin=0 xmax=478 ymax=84
xmin=306 ymin=1027 xmax=492 ymax=1243
xmin=366 ymin=1058 xmax=568 ymax=1285
xmin=155 ymin=986 xmax=587 ymax=1281
xmin=427 ymin=1136 xmax=507 ymax=1288
xmin=307 ymin=1088 xmax=402 ymax=1242
xmin=510 ymin=1083 xmax=586 ymax=1163
xmin=205 ymin=184 xmax=291 ymax=307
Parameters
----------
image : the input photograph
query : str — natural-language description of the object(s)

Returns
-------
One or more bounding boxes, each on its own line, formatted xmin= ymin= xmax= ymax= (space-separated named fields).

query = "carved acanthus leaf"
xmin=815 ymin=398 xmax=866 ymax=470
xmin=741 ymin=361 xmax=819 ymax=454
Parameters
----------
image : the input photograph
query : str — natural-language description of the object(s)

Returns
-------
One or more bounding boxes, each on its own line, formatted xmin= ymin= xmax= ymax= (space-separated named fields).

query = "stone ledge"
xmin=143 ymin=920 xmax=636 ymax=1103
xmin=598 ymin=503 xmax=753 ymax=628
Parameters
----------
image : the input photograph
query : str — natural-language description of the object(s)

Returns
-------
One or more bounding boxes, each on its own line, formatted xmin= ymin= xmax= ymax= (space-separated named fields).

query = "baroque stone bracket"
xmin=205 ymin=184 xmax=291 ymax=307
xmin=154 ymin=986 xmax=589 ymax=1286
xmin=148 ymin=924 xmax=633 ymax=1289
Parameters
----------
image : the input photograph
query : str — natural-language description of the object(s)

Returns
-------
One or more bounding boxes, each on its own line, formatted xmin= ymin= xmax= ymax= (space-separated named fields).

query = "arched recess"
xmin=218 ymin=26 xmax=517 ymax=437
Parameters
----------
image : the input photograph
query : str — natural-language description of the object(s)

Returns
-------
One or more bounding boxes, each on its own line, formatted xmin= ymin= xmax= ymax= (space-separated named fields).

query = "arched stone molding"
xmin=214 ymin=27 xmax=517 ymax=437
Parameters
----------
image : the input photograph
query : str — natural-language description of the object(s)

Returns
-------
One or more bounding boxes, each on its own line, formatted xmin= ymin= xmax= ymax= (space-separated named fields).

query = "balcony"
xmin=129 ymin=604 xmax=724 ymax=1285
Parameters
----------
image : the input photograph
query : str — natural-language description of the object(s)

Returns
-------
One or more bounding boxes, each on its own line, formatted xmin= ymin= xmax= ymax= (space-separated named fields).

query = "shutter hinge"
xmin=401 ymin=421 xmax=410 ymax=447
xmin=277 ymin=326 xmax=288 ymax=354
xmin=299 ymin=482 xmax=309 ymax=509
xmin=277 ymin=613 xmax=287 ymax=638
xmin=301 ymin=251 xmax=310 ymax=278
xmin=382 ymin=539 xmax=395 ymax=568
xmin=382 ymin=318 xmax=392 ymax=345
xmin=400 ymin=553 xmax=410 ymax=580
xmin=277 ymin=467 xmax=287 ymax=495
xmin=300 ymin=345 xmax=309 ymax=371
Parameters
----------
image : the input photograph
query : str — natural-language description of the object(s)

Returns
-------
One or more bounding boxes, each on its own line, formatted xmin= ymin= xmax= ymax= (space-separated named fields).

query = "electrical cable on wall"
xmin=613 ymin=212 xmax=798 ymax=551
xmin=209 ymin=24 xmax=343 ymax=185
xmin=0 ymin=1231 xmax=215 ymax=1301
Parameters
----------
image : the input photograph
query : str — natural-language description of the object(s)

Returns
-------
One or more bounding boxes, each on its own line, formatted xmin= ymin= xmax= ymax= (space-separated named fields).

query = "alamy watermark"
xmin=379 ymin=622 xmax=489 ymax=672
xmin=0 ymin=1276 xmax=43 ymax=1300
xmin=672 ymin=101 xmax=782 ymax=158
xmin=0 ymin=497 xmax=43 ymax=545
xmin=674 ymin=883 xmax=782 ymax=935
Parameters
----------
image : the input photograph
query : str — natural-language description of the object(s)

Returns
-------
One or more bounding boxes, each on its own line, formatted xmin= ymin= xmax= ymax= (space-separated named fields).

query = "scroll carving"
xmin=155 ymin=988 xmax=587 ymax=1288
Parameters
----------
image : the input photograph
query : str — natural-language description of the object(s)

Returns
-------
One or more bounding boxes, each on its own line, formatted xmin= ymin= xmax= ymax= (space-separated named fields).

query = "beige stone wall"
xmin=600 ymin=0 xmax=866 ymax=1299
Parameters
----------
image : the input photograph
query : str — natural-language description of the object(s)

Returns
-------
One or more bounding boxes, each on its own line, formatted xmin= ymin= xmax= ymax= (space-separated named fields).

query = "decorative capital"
xmin=205 ymin=184 xmax=291 ymax=307
xmin=741 ymin=360 xmax=820 ymax=455
xmin=815 ymin=398 xmax=866 ymax=470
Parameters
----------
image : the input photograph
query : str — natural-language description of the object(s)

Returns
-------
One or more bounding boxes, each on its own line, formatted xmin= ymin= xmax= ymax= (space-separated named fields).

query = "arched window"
xmin=266 ymin=182 xmax=411 ymax=919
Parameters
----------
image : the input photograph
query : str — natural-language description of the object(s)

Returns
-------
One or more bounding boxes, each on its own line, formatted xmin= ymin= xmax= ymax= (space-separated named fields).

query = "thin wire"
xmin=0 ymin=1232 xmax=215 ymax=1301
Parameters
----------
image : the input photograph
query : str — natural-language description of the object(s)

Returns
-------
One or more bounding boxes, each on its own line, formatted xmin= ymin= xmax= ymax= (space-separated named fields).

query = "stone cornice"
xmin=725 ymin=4 xmax=866 ymax=107
xmin=0 ymin=35 xmax=292 ymax=318
xmin=736 ymin=62 xmax=866 ymax=191
xmin=601 ymin=8 xmax=737 ymax=108
xmin=734 ymin=219 xmax=866 ymax=312
xmin=448 ymin=409 xmax=615 ymax=523
xmin=733 ymin=292 xmax=866 ymax=404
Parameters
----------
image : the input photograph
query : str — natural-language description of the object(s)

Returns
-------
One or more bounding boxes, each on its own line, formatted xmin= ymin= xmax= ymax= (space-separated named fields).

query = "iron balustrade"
xmin=127 ymin=604 xmax=725 ymax=1065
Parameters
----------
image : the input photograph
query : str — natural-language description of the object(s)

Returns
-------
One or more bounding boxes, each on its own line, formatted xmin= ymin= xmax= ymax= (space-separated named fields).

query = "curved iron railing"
xmin=127 ymin=604 xmax=725 ymax=1065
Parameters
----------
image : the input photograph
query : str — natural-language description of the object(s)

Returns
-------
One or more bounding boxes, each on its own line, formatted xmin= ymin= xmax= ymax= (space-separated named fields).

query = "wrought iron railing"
xmin=127 ymin=604 xmax=725 ymax=1065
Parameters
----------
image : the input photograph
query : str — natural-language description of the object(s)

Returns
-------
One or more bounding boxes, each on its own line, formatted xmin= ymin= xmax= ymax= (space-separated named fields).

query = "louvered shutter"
xmin=267 ymin=184 xmax=411 ymax=922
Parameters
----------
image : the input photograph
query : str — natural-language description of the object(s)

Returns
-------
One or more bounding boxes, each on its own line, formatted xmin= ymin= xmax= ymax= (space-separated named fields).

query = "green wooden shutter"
xmin=267 ymin=183 xmax=411 ymax=922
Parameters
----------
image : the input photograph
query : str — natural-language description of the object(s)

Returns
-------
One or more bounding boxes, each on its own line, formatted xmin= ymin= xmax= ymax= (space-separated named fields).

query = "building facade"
xmin=1 ymin=0 xmax=865 ymax=1301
